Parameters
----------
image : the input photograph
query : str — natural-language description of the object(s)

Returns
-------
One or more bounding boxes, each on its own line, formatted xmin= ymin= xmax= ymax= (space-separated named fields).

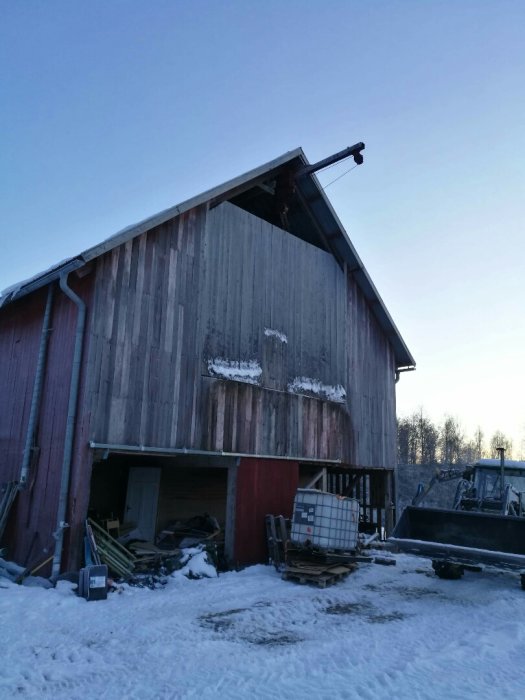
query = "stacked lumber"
xmin=128 ymin=541 xmax=180 ymax=569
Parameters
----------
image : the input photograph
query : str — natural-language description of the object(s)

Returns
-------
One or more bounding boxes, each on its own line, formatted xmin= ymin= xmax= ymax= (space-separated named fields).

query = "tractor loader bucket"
xmin=390 ymin=506 xmax=525 ymax=570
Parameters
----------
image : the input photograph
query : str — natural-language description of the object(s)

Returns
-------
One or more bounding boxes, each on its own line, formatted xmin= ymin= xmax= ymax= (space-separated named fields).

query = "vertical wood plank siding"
xmin=345 ymin=273 xmax=397 ymax=468
xmin=86 ymin=201 xmax=396 ymax=468
xmin=86 ymin=206 xmax=207 ymax=448
xmin=0 ymin=276 xmax=94 ymax=566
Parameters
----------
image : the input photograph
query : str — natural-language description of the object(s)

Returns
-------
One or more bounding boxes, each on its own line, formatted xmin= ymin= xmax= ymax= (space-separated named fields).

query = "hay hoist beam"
xmin=295 ymin=142 xmax=365 ymax=178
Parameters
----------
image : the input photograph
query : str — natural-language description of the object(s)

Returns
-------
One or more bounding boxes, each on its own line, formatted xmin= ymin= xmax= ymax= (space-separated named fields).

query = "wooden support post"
xmin=305 ymin=467 xmax=328 ymax=491
xmin=224 ymin=460 xmax=239 ymax=563
xmin=384 ymin=470 xmax=394 ymax=537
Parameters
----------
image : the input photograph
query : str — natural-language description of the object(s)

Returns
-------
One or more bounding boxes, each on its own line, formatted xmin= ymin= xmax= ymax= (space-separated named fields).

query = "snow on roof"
xmin=474 ymin=459 xmax=525 ymax=470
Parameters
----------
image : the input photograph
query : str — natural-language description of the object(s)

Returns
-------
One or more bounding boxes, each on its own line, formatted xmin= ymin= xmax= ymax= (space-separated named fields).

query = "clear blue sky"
xmin=2 ymin=1 xmax=524 ymax=452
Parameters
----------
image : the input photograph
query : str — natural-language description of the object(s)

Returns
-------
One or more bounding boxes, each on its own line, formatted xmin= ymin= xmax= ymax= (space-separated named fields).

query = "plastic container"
xmin=78 ymin=564 xmax=108 ymax=601
xmin=290 ymin=489 xmax=360 ymax=550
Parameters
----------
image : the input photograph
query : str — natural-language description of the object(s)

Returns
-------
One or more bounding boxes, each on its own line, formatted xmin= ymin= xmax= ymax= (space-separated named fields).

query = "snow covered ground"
xmin=1 ymin=552 xmax=524 ymax=699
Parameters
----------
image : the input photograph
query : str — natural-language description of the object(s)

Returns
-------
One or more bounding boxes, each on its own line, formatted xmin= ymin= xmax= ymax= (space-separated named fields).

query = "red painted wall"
xmin=0 ymin=274 xmax=94 ymax=571
xmin=234 ymin=458 xmax=299 ymax=565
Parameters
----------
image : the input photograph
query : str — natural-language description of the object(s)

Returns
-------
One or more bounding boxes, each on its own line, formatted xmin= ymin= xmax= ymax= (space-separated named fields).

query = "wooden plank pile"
xmin=87 ymin=519 xmax=137 ymax=579
xmin=86 ymin=519 xmax=183 ymax=581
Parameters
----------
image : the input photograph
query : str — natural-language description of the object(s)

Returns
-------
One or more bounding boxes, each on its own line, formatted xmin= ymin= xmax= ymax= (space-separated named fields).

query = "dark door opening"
xmin=87 ymin=454 xmax=233 ymax=561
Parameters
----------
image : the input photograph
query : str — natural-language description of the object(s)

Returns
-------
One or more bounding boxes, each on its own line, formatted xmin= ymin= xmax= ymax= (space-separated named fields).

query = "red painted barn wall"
xmin=0 ymin=290 xmax=46 ymax=484
xmin=0 ymin=273 xmax=94 ymax=570
xmin=234 ymin=458 xmax=299 ymax=564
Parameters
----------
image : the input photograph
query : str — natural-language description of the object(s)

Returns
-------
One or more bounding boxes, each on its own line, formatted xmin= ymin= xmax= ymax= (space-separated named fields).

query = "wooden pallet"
xmin=286 ymin=546 xmax=371 ymax=567
xmin=282 ymin=562 xmax=356 ymax=588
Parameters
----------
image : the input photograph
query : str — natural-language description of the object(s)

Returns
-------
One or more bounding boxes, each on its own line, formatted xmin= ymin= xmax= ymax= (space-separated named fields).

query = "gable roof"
xmin=0 ymin=147 xmax=415 ymax=368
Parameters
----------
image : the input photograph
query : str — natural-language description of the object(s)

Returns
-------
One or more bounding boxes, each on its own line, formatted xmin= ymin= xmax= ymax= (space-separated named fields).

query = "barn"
xmin=0 ymin=144 xmax=415 ymax=575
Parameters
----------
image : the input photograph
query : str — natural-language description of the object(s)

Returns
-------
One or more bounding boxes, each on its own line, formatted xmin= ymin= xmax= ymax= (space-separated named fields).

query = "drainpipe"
xmin=395 ymin=367 xmax=416 ymax=384
xmin=20 ymin=284 xmax=55 ymax=487
xmin=51 ymin=273 xmax=86 ymax=579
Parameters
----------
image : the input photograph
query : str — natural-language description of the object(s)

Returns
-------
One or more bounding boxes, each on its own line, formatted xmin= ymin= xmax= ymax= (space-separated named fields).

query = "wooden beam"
xmin=305 ymin=468 xmax=327 ymax=490
xmin=224 ymin=461 xmax=239 ymax=563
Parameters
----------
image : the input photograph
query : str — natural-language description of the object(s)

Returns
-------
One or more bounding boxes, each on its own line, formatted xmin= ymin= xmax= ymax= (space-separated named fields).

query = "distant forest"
xmin=397 ymin=409 xmax=517 ymax=465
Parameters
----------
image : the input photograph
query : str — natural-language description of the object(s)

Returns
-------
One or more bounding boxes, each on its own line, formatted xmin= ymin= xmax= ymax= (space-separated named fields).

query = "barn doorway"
xmin=87 ymin=452 xmax=238 ymax=562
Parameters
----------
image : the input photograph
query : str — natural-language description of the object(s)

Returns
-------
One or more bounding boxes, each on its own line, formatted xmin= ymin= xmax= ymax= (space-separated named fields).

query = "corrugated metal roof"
xmin=0 ymin=147 xmax=415 ymax=367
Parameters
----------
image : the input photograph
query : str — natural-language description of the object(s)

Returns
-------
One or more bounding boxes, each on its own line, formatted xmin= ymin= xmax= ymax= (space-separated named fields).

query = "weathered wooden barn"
xmin=0 ymin=146 xmax=415 ymax=574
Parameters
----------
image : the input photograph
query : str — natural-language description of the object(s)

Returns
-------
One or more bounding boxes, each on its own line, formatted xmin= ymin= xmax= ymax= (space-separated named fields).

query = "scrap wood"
xmin=95 ymin=541 xmax=135 ymax=573
xmin=88 ymin=519 xmax=136 ymax=579
xmin=85 ymin=520 xmax=101 ymax=565
xmin=129 ymin=541 xmax=180 ymax=557
xmin=158 ymin=514 xmax=221 ymax=548
xmin=128 ymin=541 xmax=182 ymax=574
xmin=92 ymin=544 xmax=134 ymax=579
xmin=88 ymin=519 xmax=136 ymax=560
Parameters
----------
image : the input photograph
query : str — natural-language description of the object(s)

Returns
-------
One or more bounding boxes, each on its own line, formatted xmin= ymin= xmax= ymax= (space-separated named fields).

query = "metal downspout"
xmin=20 ymin=284 xmax=55 ymax=487
xmin=51 ymin=273 xmax=86 ymax=579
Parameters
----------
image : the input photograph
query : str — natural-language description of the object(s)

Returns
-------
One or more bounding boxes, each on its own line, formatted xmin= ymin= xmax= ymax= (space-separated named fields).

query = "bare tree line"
xmin=397 ymin=408 xmax=514 ymax=465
